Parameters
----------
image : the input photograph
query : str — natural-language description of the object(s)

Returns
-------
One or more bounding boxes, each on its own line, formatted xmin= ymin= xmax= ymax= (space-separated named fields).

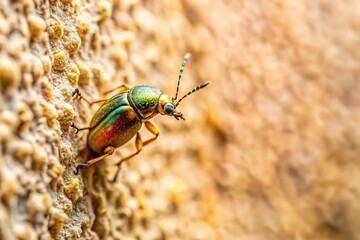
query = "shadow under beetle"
xmin=72 ymin=53 xmax=210 ymax=181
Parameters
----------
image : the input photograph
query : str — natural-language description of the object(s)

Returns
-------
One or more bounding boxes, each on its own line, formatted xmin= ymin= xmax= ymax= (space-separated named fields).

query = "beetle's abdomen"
xmin=88 ymin=106 xmax=141 ymax=153
xmin=90 ymin=92 xmax=130 ymax=128
xmin=88 ymin=104 xmax=142 ymax=154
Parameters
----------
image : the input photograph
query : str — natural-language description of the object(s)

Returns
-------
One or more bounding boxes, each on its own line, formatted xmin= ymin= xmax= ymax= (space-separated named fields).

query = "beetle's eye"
xmin=164 ymin=103 xmax=174 ymax=114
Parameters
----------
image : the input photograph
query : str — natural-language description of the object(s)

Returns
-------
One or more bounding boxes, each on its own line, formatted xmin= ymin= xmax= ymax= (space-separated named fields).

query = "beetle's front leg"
xmin=112 ymin=121 xmax=159 ymax=182
xmin=72 ymin=88 xmax=108 ymax=105
xmin=75 ymin=146 xmax=115 ymax=174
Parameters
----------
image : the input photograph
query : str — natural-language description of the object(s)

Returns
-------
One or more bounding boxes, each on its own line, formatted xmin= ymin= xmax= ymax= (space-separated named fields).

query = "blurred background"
xmin=1 ymin=0 xmax=360 ymax=239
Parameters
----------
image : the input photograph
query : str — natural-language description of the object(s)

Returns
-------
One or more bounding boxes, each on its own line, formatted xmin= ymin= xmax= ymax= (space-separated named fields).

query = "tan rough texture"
xmin=1 ymin=0 xmax=360 ymax=239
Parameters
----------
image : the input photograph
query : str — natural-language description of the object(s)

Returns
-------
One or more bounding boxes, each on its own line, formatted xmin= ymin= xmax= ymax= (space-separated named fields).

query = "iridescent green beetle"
xmin=72 ymin=53 xmax=210 ymax=180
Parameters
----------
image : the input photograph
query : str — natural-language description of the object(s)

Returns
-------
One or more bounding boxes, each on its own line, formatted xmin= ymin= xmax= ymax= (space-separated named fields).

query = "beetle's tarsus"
xmin=71 ymin=123 xmax=80 ymax=134
xmin=72 ymin=88 xmax=94 ymax=105
xmin=72 ymin=88 xmax=80 ymax=97
xmin=71 ymin=123 xmax=93 ymax=134
xmin=75 ymin=163 xmax=90 ymax=174
xmin=112 ymin=162 xmax=123 ymax=182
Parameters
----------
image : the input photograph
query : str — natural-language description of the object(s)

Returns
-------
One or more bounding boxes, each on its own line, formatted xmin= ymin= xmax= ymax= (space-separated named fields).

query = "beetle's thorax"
xmin=128 ymin=86 xmax=163 ymax=121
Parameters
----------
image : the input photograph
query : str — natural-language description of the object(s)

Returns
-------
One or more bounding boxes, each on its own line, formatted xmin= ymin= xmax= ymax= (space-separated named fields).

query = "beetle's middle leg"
xmin=103 ymin=84 xmax=131 ymax=95
xmin=71 ymin=123 xmax=94 ymax=134
xmin=75 ymin=146 xmax=115 ymax=174
xmin=113 ymin=121 xmax=159 ymax=182
xmin=72 ymin=88 xmax=108 ymax=105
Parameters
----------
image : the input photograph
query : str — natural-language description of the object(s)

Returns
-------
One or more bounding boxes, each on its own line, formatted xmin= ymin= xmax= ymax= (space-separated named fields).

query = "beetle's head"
xmin=157 ymin=94 xmax=184 ymax=120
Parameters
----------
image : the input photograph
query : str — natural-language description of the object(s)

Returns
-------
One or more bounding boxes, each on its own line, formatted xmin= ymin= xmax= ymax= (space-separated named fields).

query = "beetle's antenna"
xmin=173 ymin=53 xmax=191 ymax=101
xmin=175 ymin=81 xmax=211 ymax=107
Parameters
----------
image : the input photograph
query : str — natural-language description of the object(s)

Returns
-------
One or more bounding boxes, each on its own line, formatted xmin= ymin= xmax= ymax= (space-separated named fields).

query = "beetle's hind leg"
xmin=72 ymin=88 xmax=108 ymax=105
xmin=75 ymin=146 xmax=115 ymax=174
xmin=112 ymin=121 xmax=159 ymax=182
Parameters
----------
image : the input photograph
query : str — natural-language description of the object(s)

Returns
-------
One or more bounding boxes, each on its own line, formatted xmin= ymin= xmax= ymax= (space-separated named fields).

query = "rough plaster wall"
xmin=1 ymin=0 xmax=360 ymax=239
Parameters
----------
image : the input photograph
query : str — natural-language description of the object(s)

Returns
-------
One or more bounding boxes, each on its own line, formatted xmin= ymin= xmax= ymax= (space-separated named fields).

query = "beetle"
xmin=72 ymin=53 xmax=210 ymax=180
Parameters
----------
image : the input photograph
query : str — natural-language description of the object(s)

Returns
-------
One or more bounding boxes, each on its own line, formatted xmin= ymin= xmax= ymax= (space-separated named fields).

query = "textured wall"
xmin=1 ymin=0 xmax=360 ymax=239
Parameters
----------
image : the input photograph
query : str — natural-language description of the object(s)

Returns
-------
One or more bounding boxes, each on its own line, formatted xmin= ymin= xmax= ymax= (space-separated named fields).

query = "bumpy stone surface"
xmin=1 ymin=0 xmax=360 ymax=240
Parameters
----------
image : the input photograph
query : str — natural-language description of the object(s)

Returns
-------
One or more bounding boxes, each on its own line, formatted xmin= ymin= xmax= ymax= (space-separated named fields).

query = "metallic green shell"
xmin=89 ymin=92 xmax=130 ymax=127
xmin=128 ymin=86 xmax=163 ymax=120
xmin=87 ymin=92 xmax=142 ymax=153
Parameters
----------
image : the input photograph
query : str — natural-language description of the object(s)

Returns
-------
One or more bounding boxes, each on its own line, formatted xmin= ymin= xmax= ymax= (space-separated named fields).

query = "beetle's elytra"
xmin=72 ymin=53 xmax=210 ymax=181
